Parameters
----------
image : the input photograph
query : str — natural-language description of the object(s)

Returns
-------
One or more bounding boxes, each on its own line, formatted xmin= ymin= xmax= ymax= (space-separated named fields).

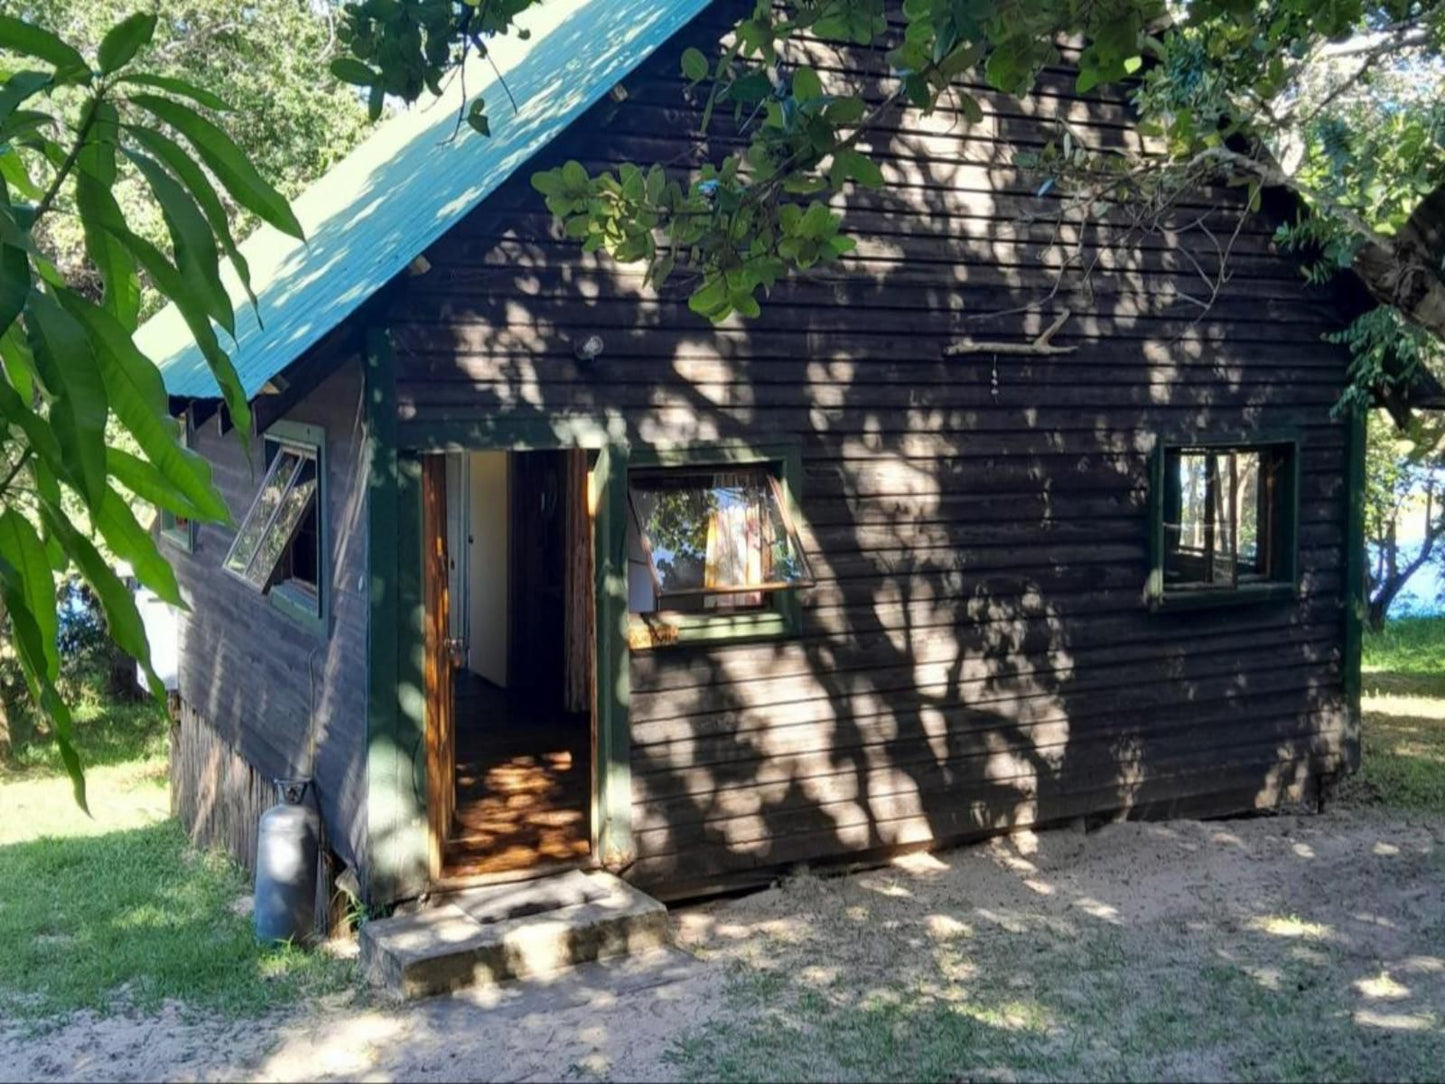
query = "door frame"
xmin=383 ymin=419 xmax=635 ymax=895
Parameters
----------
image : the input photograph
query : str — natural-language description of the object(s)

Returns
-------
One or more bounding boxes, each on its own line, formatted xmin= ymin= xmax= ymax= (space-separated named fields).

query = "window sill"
xmin=627 ymin=608 xmax=796 ymax=650
xmin=1148 ymin=580 xmax=1298 ymax=612
xmin=159 ymin=528 xmax=194 ymax=554
xmin=269 ymin=580 xmax=325 ymax=635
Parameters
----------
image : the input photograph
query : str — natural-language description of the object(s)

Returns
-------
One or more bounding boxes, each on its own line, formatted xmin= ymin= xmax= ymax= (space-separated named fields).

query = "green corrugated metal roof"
xmin=137 ymin=0 xmax=712 ymax=400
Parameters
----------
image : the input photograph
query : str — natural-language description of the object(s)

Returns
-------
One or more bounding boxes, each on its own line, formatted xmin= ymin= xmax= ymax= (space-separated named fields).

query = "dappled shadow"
xmin=667 ymin=813 xmax=1445 ymax=1080
xmin=378 ymin=0 xmax=1356 ymax=897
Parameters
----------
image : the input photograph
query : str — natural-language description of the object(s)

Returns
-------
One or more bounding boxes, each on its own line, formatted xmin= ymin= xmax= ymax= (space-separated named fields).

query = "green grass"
xmin=1359 ymin=615 xmax=1445 ymax=812
xmin=0 ymin=676 xmax=355 ymax=1020
xmin=2 ymin=671 xmax=169 ymax=779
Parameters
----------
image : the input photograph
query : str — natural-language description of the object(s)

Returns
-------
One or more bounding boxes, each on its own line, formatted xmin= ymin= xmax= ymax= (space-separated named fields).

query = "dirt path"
xmin=4 ymin=807 xmax=1443 ymax=1082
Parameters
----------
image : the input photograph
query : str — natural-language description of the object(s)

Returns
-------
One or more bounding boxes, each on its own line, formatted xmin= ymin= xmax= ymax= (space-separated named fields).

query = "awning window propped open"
xmin=628 ymin=466 xmax=812 ymax=608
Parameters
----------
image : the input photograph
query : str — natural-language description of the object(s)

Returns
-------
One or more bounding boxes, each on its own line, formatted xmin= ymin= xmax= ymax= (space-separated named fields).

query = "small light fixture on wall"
xmin=574 ymin=333 xmax=606 ymax=367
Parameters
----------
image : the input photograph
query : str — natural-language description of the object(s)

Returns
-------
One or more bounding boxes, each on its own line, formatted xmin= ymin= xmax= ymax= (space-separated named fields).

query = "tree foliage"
xmin=19 ymin=0 xmax=372 ymax=312
xmin=0 ymin=11 xmax=299 ymax=806
xmin=339 ymin=0 xmax=1445 ymax=342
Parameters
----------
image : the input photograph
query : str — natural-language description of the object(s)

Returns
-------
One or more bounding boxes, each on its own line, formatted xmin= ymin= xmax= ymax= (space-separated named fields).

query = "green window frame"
xmin=625 ymin=441 xmax=810 ymax=649
xmin=222 ymin=419 xmax=328 ymax=634
xmin=1147 ymin=436 xmax=1300 ymax=611
xmin=158 ymin=415 xmax=197 ymax=553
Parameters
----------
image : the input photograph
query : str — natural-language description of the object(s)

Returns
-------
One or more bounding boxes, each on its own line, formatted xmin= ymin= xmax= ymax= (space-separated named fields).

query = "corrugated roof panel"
xmin=137 ymin=0 xmax=712 ymax=400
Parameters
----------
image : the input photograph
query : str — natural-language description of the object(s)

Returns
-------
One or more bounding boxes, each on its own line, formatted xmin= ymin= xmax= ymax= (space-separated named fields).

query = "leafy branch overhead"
xmin=341 ymin=0 xmax=1445 ymax=379
xmin=0 ymin=11 xmax=300 ymax=804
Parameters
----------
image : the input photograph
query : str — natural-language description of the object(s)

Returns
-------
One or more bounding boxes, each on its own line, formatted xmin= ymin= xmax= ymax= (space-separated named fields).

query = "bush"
xmin=1 ymin=576 xmax=144 ymax=769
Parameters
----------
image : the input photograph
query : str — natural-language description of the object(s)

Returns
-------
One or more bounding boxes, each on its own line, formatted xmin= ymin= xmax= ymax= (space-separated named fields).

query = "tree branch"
xmin=945 ymin=310 xmax=1076 ymax=357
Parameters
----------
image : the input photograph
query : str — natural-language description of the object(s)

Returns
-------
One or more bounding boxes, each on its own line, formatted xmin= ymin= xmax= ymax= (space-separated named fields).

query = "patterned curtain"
xmin=703 ymin=472 xmax=768 ymax=609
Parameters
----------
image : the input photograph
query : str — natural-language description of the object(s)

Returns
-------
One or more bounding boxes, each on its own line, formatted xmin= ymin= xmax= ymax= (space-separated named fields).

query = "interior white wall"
xmin=467 ymin=451 xmax=509 ymax=685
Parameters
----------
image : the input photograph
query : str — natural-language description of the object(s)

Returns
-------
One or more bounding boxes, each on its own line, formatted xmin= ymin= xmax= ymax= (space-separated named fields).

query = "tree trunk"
xmin=1351 ymin=184 xmax=1445 ymax=341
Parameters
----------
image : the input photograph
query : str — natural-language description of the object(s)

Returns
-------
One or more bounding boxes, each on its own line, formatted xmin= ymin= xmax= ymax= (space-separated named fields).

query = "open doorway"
xmin=425 ymin=449 xmax=593 ymax=883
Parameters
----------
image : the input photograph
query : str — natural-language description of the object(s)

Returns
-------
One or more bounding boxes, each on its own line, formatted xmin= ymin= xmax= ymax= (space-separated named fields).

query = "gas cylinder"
xmin=253 ymin=779 xmax=319 ymax=944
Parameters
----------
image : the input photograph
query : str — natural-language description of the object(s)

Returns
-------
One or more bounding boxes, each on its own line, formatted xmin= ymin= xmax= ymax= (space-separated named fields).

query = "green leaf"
xmin=97 ymin=12 xmax=156 ymax=74
xmin=681 ymin=47 xmax=708 ymax=83
xmin=92 ymin=485 xmax=184 ymax=607
xmin=128 ymin=93 xmax=304 ymax=240
xmin=0 ymin=242 xmax=28 ymax=338
xmin=125 ymin=124 xmax=254 ymax=312
xmin=58 ymin=290 xmax=231 ymax=525
xmin=0 ymin=15 xmax=90 ymax=85
xmin=0 ymin=365 xmax=65 ymax=474
xmin=330 ymin=57 xmax=376 ymax=87
xmin=367 ymin=84 xmax=384 ymax=122
xmin=124 ymin=148 xmax=234 ymax=336
xmin=0 ymin=509 xmax=58 ymax=679
xmin=101 ymin=224 xmax=252 ymax=440
xmin=107 ymin=447 xmax=208 ymax=520
xmin=823 ymin=97 xmax=866 ymax=125
xmin=0 ymin=551 xmax=85 ymax=810
xmin=835 ymin=149 xmax=884 ymax=189
xmin=0 ymin=71 xmax=51 ymax=128
xmin=25 ymin=288 xmax=109 ymax=509
xmin=0 ymin=320 xmax=33 ymax=399
xmin=466 ymin=98 xmax=490 ymax=137
xmin=117 ymin=73 xmax=229 ymax=112
xmin=0 ymin=148 xmax=43 ymax=200
xmin=44 ymin=505 xmax=165 ymax=704
xmin=1076 ymin=65 xmax=1100 ymax=94
xmin=76 ymin=99 xmax=121 ymax=185
xmin=793 ymin=66 xmax=823 ymax=103
xmin=74 ymin=167 xmax=141 ymax=328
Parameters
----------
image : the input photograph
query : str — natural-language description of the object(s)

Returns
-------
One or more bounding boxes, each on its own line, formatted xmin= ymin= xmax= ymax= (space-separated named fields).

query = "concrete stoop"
xmin=360 ymin=870 xmax=669 ymax=999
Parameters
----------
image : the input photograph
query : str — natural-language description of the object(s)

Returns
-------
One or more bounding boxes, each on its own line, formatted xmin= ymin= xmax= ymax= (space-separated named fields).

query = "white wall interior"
xmin=467 ymin=451 xmax=509 ymax=685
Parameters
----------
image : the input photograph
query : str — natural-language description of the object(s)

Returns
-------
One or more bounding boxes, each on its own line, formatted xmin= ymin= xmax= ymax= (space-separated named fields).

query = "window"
xmin=1150 ymin=440 xmax=1298 ymax=608
xmin=625 ymin=450 xmax=811 ymax=646
xmin=158 ymin=416 xmax=196 ymax=552
xmin=223 ymin=422 xmax=325 ymax=627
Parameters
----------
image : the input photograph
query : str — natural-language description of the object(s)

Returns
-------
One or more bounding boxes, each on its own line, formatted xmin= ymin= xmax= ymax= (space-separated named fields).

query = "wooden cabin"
xmin=139 ymin=0 xmax=1372 ymax=909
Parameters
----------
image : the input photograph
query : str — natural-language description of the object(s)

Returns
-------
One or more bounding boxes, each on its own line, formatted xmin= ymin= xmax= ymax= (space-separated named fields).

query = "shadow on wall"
xmin=373 ymin=1 xmax=1354 ymax=892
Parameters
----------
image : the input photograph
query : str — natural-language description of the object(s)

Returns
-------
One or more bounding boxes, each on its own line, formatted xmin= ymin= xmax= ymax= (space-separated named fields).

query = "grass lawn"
xmin=0 ymin=683 xmax=354 ymax=1020
xmin=1360 ymin=615 xmax=1445 ymax=811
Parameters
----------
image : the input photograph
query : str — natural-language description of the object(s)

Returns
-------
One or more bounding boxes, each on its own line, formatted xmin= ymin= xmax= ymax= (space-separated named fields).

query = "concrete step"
xmin=360 ymin=869 xmax=669 ymax=999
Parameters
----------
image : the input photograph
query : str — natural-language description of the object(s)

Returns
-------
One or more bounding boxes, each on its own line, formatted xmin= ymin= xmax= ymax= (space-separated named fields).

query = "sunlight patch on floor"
xmin=1247 ymin=915 xmax=1334 ymax=941
xmin=1360 ymin=692 xmax=1445 ymax=721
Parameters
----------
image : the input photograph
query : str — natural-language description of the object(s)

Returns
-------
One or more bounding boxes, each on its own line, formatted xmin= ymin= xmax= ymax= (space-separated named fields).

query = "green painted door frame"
xmin=363 ymin=383 xmax=636 ymax=902
xmin=1342 ymin=404 xmax=1367 ymax=772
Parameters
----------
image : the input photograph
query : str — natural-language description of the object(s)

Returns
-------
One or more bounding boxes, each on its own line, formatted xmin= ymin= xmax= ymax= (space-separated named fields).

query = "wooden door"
xmin=422 ymin=454 xmax=456 ymax=879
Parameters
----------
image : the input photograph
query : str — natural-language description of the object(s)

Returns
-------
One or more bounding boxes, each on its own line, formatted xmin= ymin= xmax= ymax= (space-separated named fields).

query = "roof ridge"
xmin=137 ymin=0 xmax=713 ymax=400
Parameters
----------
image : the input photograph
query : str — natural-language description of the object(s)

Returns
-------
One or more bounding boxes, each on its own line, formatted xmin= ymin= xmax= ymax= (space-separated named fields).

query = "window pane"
xmin=628 ymin=466 xmax=810 ymax=612
xmin=1162 ymin=445 xmax=1283 ymax=591
xmin=244 ymin=457 xmax=317 ymax=589
xmin=224 ymin=450 xmax=303 ymax=578
xmin=285 ymin=501 xmax=320 ymax=591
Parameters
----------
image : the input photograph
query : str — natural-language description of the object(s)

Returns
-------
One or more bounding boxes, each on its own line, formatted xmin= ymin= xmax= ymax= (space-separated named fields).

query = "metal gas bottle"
xmin=253 ymin=779 xmax=318 ymax=944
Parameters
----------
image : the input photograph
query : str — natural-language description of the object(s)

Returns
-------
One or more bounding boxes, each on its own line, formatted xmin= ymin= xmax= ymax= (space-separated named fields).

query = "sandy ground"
xmin=3 ymin=806 xmax=1442 ymax=1082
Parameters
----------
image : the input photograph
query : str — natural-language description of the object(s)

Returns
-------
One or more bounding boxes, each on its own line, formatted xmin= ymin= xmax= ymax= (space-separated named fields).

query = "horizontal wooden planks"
xmin=385 ymin=0 xmax=1356 ymax=892
xmin=173 ymin=362 xmax=370 ymax=878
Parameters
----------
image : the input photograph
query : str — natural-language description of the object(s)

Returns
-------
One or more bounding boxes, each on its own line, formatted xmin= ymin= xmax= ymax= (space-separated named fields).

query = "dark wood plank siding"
xmin=172 ymin=361 xmax=370 ymax=879
xmin=389 ymin=3 xmax=1354 ymax=890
